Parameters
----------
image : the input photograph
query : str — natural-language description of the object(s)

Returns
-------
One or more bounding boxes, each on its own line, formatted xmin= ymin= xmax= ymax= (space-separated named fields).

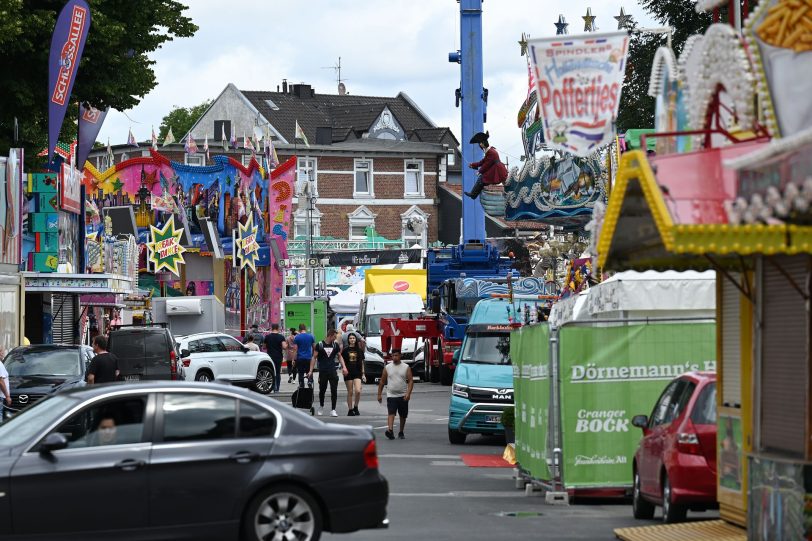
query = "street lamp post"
xmin=303 ymin=169 xmax=316 ymax=297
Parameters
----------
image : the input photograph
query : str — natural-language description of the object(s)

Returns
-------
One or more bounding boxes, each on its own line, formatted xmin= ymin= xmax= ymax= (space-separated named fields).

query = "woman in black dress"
xmin=341 ymin=333 xmax=366 ymax=416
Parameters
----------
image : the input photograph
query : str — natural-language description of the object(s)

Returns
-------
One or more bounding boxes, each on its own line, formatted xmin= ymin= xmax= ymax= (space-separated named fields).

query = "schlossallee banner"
xmin=48 ymin=0 xmax=91 ymax=163
xmin=558 ymin=323 xmax=715 ymax=489
xmin=528 ymin=32 xmax=629 ymax=157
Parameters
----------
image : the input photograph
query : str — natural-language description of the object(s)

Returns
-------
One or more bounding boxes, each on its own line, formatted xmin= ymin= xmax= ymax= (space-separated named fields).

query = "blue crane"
xmin=449 ymin=0 xmax=487 ymax=243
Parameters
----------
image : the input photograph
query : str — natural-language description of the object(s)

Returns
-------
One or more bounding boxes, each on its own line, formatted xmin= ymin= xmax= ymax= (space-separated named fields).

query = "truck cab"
xmin=356 ymin=292 xmax=425 ymax=382
xmin=448 ymin=298 xmax=518 ymax=444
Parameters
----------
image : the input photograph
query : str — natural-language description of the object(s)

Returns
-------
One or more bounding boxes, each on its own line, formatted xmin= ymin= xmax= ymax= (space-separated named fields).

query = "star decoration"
xmin=583 ymin=8 xmax=597 ymax=32
xmin=237 ymin=213 xmax=260 ymax=272
xmin=146 ymin=215 xmax=186 ymax=277
xmin=554 ymin=14 xmax=569 ymax=35
xmin=614 ymin=7 xmax=634 ymax=30
xmin=111 ymin=177 xmax=124 ymax=192
xmin=519 ymin=32 xmax=529 ymax=56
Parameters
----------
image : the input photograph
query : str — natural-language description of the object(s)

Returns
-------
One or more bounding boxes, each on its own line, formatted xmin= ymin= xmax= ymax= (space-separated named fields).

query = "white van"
xmin=355 ymin=292 xmax=425 ymax=382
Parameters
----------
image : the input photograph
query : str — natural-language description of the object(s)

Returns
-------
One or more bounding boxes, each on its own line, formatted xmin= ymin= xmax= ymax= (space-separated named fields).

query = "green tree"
xmin=0 ymin=0 xmax=197 ymax=166
xmin=158 ymin=100 xmax=212 ymax=141
xmin=617 ymin=1 xmax=713 ymax=131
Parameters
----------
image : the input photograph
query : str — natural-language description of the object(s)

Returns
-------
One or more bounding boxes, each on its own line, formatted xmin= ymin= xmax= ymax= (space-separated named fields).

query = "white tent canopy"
xmin=329 ymin=281 xmax=365 ymax=315
xmin=549 ymin=270 xmax=715 ymax=327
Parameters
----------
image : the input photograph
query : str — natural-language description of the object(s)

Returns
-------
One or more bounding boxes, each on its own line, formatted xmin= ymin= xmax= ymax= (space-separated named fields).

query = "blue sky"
xmin=97 ymin=0 xmax=658 ymax=164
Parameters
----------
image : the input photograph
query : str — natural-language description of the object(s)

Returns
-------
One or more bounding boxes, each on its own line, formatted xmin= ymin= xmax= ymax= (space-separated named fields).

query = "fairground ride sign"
xmin=528 ymin=32 xmax=629 ymax=157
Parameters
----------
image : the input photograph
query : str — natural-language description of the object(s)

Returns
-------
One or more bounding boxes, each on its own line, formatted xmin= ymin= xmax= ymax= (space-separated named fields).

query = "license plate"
xmin=485 ymin=415 xmax=501 ymax=423
xmin=124 ymin=375 xmax=141 ymax=382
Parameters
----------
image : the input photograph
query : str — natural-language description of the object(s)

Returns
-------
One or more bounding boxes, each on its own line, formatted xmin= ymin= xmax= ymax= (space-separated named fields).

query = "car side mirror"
xmin=181 ymin=349 xmax=190 ymax=358
xmin=241 ymin=347 xmax=249 ymax=354
xmin=631 ymin=415 xmax=648 ymax=429
xmin=39 ymin=432 xmax=68 ymax=454
xmin=452 ymin=349 xmax=461 ymax=365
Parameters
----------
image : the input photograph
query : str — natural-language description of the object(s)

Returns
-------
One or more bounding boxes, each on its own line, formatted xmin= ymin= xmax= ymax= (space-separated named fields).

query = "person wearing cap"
xmin=465 ymin=131 xmax=508 ymax=200
xmin=377 ymin=349 xmax=414 ymax=440
xmin=342 ymin=323 xmax=366 ymax=350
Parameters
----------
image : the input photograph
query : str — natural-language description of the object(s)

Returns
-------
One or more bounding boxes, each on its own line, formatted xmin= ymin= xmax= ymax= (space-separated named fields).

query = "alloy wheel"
xmin=254 ymin=491 xmax=316 ymax=541
xmin=255 ymin=367 xmax=274 ymax=394
xmin=196 ymin=372 xmax=211 ymax=382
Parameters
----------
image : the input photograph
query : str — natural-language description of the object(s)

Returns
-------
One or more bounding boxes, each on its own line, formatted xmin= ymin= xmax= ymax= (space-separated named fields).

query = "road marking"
xmin=379 ymin=454 xmax=460 ymax=459
xmin=430 ymin=460 xmax=466 ymax=466
xmin=391 ymin=491 xmax=526 ymax=498
xmin=434 ymin=417 xmax=449 ymax=421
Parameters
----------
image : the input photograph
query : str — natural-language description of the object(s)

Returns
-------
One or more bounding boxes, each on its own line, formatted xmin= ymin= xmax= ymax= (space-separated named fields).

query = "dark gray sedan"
xmin=0 ymin=382 xmax=388 ymax=541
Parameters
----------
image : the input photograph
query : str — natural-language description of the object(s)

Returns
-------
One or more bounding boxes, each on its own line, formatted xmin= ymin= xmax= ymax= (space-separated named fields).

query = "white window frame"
xmin=294 ymin=207 xmax=321 ymax=239
xmin=297 ymin=157 xmax=318 ymax=197
xmin=348 ymin=206 xmax=376 ymax=240
xmin=353 ymin=159 xmax=374 ymax=198
xmin=404 ymin=159 xmax=424 ymax=197
xmin=401 ymin=205 xmax=429 ymax=248
xmin=447 ymin=151 xmax=456 ymax=167
xmin=185 ymin=154 xmax=204 ymax=166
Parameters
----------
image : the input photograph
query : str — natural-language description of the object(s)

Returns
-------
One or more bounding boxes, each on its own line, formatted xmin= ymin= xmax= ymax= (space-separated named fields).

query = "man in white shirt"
xmin=377 ymin=349 xmax=413 ymax=440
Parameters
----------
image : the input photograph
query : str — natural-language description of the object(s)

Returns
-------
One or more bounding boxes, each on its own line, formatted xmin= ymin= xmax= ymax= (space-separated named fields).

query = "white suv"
xmin=177 ymin=332 xmax=275 ymax=394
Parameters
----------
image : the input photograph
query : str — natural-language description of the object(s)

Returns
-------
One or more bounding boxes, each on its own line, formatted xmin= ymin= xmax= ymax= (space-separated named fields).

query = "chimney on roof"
xmin=338 ymin=82 xmax=346 ymax=96
xmin=291 ymin=84 xmax=313 ymax=98
xmin=282 ymin=79 xmax=288 ymax=93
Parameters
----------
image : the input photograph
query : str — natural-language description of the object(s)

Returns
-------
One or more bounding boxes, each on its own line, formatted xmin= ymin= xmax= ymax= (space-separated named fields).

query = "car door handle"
xmin=114 ymin=458 xmax=145 ymax=471
xmin=229 ymin=451 xmax=259 ymax=464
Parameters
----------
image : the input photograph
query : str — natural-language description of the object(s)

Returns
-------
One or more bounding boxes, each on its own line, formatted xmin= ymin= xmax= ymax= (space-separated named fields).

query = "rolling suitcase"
xmin=292 ymin=378 xmax=315 ymax=415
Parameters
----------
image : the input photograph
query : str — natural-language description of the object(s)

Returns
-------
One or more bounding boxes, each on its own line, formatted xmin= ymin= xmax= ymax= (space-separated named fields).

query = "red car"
xmin=631 ymin=371 xmax=717 ymax=523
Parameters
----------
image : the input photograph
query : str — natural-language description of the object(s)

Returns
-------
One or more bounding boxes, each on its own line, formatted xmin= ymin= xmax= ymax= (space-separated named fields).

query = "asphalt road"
xmin=269 ymin=378 xmax=713 ymax=541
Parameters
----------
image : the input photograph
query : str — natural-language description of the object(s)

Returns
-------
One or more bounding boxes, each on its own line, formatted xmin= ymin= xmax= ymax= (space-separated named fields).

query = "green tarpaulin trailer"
xmin=512 ymin=271 xmax=717 ymax=496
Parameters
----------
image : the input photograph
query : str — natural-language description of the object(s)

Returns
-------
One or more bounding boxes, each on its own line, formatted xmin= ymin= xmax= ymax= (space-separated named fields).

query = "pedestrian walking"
xmin=342 ymin=323 xmax=366 ymax=350
xmin=293 ymin=324 xmax=316 ymax=387
xmin=263 ymin=323 xmax=287 ymax=393
xmin=244 ymin=334 xmax=260 ymax=352
xmin=87 ymin=335 xmax=120 ymax=384
xmin=341 ymin=333 xmax=366 ymax=416
xmin=377 ymin=349 xmax=414 ymax=440
xmin=244 ymin=324 xmax=264 ymax=346
xmin=308 ymin=329 xmax=345 ymax=417
xmin=0 ymin=357 xmax=11 ymax=420
xmin=286 ymin=328 xmax=298 ymax=383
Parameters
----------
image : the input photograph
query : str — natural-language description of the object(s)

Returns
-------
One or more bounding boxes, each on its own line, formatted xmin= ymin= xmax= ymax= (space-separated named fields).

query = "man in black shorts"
xmin=263 ymin=323 xmax=287 ymax=393
xmin=377 ymin=349 xmax=413 ymax=440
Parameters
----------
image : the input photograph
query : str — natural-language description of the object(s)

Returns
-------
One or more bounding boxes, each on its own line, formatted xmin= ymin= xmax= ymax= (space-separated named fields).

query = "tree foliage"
xmin=0 ymin=0 xmax=197 ymax=165
xmin=158 ymin=100 xmax=212 ymax=141
xmin=617 ymin=0 xmax=713 ymax=131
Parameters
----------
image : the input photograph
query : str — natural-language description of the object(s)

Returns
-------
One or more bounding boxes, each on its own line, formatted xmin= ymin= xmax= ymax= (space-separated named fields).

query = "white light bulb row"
xmin=724 ymin=178 xmax=812 ymax=225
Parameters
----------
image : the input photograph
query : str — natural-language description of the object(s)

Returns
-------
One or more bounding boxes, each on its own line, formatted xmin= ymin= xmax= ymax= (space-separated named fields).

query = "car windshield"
xmin=4 ymin=349 xmax=81 ymax=377
xmin=460 ymin=332 xmax=511 ymax=365
xmin=366 ymin=313 xmax=420 ymax=336
xmin=0 ymin=395 xmax=79 ymax=448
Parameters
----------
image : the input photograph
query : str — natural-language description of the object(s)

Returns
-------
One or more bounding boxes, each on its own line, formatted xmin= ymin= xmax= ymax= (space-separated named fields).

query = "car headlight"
xmin=452 ymin=383 xmax=469 ymax=398
xmin=368 ymin=346 xmax=384 ymax=356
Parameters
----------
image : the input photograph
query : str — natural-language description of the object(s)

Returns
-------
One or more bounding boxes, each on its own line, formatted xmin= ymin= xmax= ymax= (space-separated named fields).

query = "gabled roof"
xmin=240 ymin=89 xmax=435 ymax=143
xmin=409 ymin=127 xmax=459 ymax=146
xmin=597 ymin=148 xmax=812 ymax=271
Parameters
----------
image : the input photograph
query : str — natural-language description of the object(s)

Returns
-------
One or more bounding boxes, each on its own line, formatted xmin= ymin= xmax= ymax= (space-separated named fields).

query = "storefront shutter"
xmin=721 ymin=275 xmax=742 ymax=408
xmin=51 ymin=294 xmax=76 ymax=345
xmin=760 ymin=255 xmax=808 ymax=457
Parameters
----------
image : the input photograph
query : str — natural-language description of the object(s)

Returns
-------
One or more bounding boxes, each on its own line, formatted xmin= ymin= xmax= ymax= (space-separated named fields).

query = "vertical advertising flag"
xmin=528 ymin=32 xmax=629 ymax=157
xmin=48 ymin=0 xmax=91 ymax=163
xmin=76 ymin=103 xmax=108 ymax=171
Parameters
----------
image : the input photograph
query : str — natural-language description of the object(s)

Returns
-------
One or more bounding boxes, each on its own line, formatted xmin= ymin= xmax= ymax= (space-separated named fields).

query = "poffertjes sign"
xmin=528 ymin=32 xmax=629 ymax=157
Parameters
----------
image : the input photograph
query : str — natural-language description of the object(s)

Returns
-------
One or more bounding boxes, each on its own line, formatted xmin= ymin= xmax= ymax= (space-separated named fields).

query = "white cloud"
xmin=98 ymin=0 xmax=658 ymax=151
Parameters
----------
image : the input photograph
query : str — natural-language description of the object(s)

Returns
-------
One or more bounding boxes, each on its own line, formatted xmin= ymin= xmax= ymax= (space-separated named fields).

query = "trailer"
xmin=151 ymin=296 xmax=225 ymax=338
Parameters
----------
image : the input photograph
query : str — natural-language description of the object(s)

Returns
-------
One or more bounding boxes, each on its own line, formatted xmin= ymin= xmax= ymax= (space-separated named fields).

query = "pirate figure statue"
xmin=465 ymin=131 xmax=508 ymax=200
